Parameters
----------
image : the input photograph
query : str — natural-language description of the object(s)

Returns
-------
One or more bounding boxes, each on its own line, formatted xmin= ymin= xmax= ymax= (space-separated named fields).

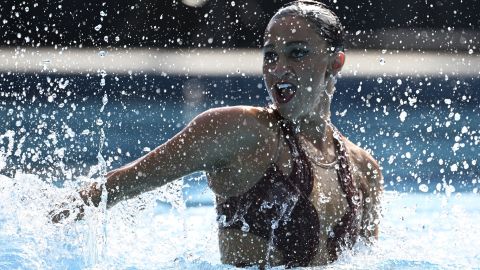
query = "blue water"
xmin=1 ymin=73 xmax=478 ymax=191
xmin=0 ymin=173 xmax=479 ymax=269
xmin=0 ymin=73 xmax=479 ymax=269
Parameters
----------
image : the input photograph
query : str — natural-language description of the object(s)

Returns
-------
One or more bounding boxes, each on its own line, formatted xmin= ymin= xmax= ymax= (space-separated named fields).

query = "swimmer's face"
xmin=263 ymin=15 xmax=336 ymax=120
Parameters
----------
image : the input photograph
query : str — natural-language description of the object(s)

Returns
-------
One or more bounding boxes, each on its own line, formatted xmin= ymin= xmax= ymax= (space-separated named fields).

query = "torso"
xmin=206 ymin=107 xmax=365 ymax=267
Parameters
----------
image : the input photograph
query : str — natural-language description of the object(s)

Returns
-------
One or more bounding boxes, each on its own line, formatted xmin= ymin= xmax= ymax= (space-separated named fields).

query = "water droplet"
xmin=397 ymin=79 xmax=402 ymax=85
xmin=450 ymin=164 xmax=458 ymax=172
xmin=454 ymin=113 xmax=461 ymax=121
xmin=379 ymin=58 xmax=385 ymax=65
xmin=377 ymin=77 xmax=383 ymax=84
xmin=96 ymin=119 xmax=104 ymax=126
xmin=241 ymin=222 xmax=250 ymax=232
xmin=444 ymin=98 xmax=452 ymax=105
xmin=102 ymin=93 xmax=108 ymax=106
xmin=216 ymin=215 xmax=227 ymax=225
xmin=94 ymin=24 xmax=102 ymax=31
xmin=419 ymin=184 xmax=428 ymax=192
xmin=381 ymin=49 xmax=387 ymax=54
xmin=271 ymin=220 xmax=279 ymax=230
xmin=468 ymin=49 xmax=473 ymax=54
xmin=355 ymin=30 xmax=361 ymax=35
xmin=59 ymin=79 xmax=69 ymax=89
xmin=230 ymin=1 xmax=235 ymax=7
xmin=100 ymin=11 xmax=107 ymax=16
xmin=399 ymin=110 xmax=407 ymax=122
xmin=261 ymin=201 xmax=273 ymax=210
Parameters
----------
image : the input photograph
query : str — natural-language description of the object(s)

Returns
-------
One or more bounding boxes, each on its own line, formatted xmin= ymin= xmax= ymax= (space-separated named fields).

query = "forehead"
xmin=264 ymin=15 xmax=326 ymax=47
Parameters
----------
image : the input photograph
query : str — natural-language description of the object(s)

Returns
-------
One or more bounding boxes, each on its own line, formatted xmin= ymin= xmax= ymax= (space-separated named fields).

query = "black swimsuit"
xmin=216 ymin=112 xmax=361 ymax=268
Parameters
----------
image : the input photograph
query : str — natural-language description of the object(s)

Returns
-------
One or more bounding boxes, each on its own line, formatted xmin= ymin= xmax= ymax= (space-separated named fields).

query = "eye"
xmin=263 ymin=51 xmax=278 ymax=64
xmin=290 ymin=48 xmax=308 ymax=59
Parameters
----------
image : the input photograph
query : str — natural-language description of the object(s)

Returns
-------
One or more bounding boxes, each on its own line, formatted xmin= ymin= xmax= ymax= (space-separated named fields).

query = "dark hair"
xmin=273 ymin=0 xmax=345 ymax=52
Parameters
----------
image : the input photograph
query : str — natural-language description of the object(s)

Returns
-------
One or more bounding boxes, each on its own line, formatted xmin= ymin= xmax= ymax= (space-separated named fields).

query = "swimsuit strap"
xmin=272 ymin=110 xmax=320 ymax=267
xmin=276 ymin=115 xmax=314 ymax=197
xmin=327 ymin=127 xmax=362 ymax=261
xmin=274 ymin=112 xmax=361 ymax=263
xmin=216 ymin=111 xmax=361 ymax=267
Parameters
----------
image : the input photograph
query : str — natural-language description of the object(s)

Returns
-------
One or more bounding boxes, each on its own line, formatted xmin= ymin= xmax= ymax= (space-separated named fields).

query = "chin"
xmin=275 ymin=105 xmax=300 ymax=121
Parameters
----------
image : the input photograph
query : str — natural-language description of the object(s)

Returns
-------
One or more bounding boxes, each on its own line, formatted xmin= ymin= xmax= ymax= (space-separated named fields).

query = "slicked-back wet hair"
xmin=273 ymin=0 xmax=345 ymax=52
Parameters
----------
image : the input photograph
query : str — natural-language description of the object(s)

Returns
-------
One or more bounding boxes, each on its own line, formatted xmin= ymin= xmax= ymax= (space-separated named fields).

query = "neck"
xmin=295 ymin=114 xmax=330 ymax=138
xmin=294 ymin=113 xmax=337 ymax=162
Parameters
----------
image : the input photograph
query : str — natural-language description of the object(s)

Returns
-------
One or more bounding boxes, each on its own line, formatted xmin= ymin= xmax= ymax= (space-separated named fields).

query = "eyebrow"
xmin=263 ymin=41 xmax=309 ymax=51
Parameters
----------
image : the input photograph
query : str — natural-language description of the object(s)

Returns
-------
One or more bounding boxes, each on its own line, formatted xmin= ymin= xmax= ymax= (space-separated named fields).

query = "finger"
xmin=51 ymin=209 xmax=70 ymax=223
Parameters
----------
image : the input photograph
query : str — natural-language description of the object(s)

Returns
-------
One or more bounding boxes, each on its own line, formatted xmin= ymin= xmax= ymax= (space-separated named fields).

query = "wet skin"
xmin=263 ymin=15 xmax=341 ymax=122
xmin=55 ymin=14 xmax=383 ymax=268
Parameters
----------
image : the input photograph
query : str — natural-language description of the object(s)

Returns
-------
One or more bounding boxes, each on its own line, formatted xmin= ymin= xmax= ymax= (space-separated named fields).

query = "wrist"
xmin=79 ymin=183 xmax=102 ymax=207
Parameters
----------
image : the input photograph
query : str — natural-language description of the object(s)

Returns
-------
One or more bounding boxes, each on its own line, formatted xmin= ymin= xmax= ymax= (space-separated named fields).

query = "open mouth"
xmin=274 ymin=82 xmax=298 ymax=104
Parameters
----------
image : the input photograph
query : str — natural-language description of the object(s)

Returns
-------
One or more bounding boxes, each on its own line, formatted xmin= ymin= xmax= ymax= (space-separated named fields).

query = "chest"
xmin=275 ymin=138 xmax=349 ymax=220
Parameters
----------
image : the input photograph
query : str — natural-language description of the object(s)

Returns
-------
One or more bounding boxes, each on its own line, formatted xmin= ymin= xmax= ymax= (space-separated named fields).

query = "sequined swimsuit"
xmin=216 ymin=112 xmax=361 ymax=268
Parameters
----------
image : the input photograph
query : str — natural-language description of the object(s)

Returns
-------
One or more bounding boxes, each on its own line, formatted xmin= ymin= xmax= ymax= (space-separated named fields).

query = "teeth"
xmin=277 ymin=83 xmax=292 ymax=89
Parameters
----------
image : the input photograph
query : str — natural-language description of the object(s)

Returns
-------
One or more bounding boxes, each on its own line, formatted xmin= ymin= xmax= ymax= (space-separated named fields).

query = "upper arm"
xmin=147 ymin=107 xmax=256 ymax=177
xmin=353 ymin=149 xmax=384 ymax=241
xmin=105 ymin=106 xmax=265 ymax=205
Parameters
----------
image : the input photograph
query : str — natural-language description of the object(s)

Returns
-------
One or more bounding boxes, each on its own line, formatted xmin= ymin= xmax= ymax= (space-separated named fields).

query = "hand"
xmin=49 ymin=194 xmax=86 ymax=223
xmin=50 ymin=183 xmax=103 ymax=223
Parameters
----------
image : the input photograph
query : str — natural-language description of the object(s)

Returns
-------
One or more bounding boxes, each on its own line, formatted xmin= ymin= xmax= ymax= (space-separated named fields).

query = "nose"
xmin=272 ymin=57 xmax=293 ymax=79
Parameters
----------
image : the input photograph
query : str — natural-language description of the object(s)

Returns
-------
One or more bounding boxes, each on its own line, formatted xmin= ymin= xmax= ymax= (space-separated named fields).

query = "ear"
xmin=330 ymin=51 xmax=345 ymax=75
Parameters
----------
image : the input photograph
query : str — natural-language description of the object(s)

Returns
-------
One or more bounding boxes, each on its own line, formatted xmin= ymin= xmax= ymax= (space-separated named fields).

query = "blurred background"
xmin=0 ymin=0 xmax=479 ymax=194
xmin=1 ymin=0 xmax=478 ymax=50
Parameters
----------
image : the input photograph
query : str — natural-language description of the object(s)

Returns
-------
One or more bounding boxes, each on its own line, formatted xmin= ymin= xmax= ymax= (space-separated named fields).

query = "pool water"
xmin=0 ymin=173 xmax=479 ymax=270
xmin=0 ymin=68 xmax=478 ymax=269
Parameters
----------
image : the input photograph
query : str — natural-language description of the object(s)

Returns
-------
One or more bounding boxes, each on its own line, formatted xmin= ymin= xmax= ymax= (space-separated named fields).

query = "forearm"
xmin=104 ymin=163 xmax=157 ymax=206
xmin=80 ymin=167 xmax=151 ymax=208
xmin=80 ymin=157 xmax=195 ymax=208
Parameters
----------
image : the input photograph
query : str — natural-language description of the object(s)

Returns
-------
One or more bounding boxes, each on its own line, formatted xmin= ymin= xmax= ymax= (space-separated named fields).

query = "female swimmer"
xmin=54 ymin=1 xmax=383 ymax=268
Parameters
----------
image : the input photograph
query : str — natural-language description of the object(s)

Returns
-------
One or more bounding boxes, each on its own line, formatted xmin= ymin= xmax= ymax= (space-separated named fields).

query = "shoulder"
xmin=340 ymin=136 xmax=384 ymax=240
xmin=191 ymin=105 xmax=278 ymax=134
xmin=343 ymin=138 xmax=380 ymax=174
xmin=341 ymin=135 xmax=383 ymax=192
xmin=184 ymin=106 xmax=280 ymax=153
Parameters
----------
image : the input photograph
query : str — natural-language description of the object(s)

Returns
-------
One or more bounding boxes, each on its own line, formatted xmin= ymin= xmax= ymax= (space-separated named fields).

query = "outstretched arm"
xmin=79 ymin=106 xmax=264 ymax=208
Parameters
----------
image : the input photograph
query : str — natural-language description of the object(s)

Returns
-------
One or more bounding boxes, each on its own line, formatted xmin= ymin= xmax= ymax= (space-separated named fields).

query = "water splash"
xmin=0 ymin=130 xmax=15 ymax=171
xmin=99 ymin=92 xmax=108 ymax=113
xmin=264 ymin=193 xmax=299 ymax=267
